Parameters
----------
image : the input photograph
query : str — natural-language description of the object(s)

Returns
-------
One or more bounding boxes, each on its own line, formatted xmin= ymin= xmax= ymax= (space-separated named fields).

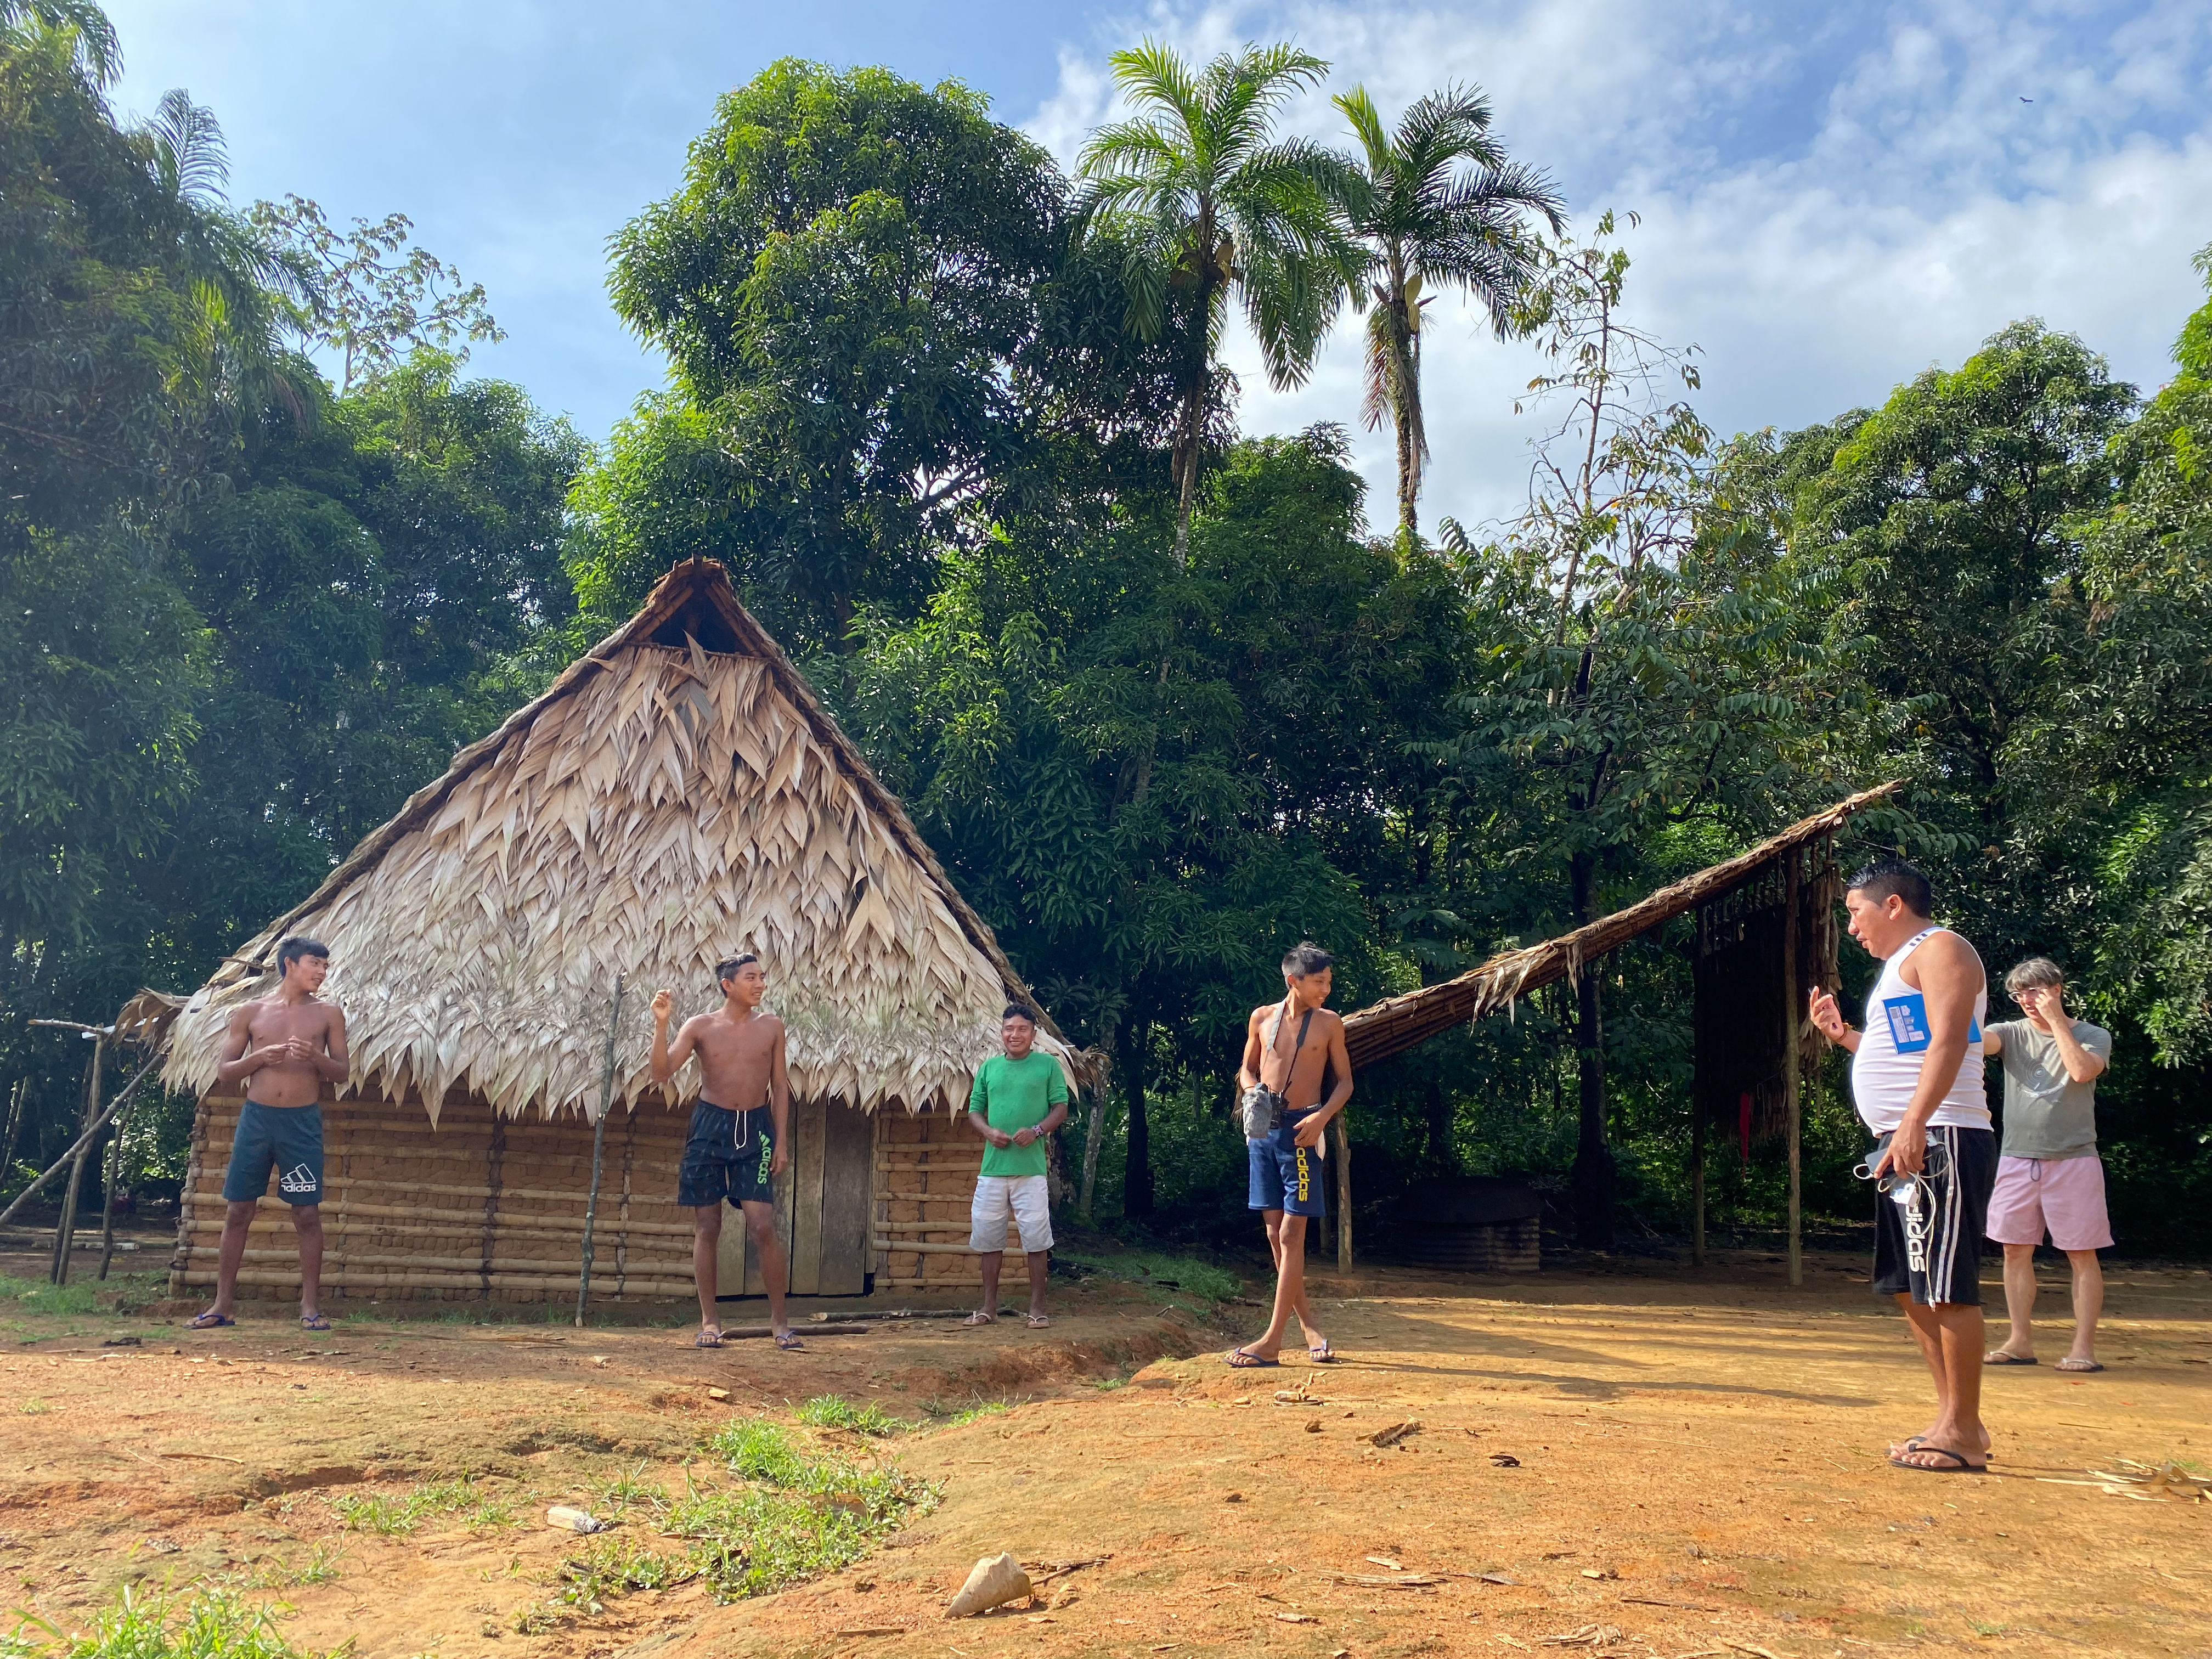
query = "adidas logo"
xmin=278 ymin=1165 xmax=319 ymax=1195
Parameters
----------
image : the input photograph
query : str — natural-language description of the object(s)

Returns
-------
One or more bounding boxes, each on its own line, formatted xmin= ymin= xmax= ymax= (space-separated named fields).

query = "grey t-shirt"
xmin=1986 ymin=1018 xmax=2112 ymax=1160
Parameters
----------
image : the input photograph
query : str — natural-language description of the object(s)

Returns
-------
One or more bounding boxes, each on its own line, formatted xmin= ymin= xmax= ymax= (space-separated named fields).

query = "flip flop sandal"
xmin=961 ymin=1312 xmax=998 ymax=1327
xmin=2056 ymin=1358 xmax=2105 ymax=1373
xmin=1983 ymin=1351 xmax=2038 ymax=1365
xmin=1224 ymin=1347 xmax=1280 ymax=1368
xmin=694 ymin=1328 xmax=724 ymax=1349
xmin=185 ymin=1312 xmax=235 ymax=1330
xmin=300 ymin=1313 xmax=332 ymax=1331
xmin=1888 ymin=1446 xmax=1985 ymax=1473
xmin=1025 ymin=1313 xmax=1051 ymax=1328
xmin=1308 ymin=1341 xmax=1338 ymax=1364
xmin=774 ymin=1331 xmax=805 ymax=1351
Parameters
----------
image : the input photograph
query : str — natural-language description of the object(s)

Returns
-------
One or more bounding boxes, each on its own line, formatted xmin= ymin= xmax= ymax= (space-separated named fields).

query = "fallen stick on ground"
xmin=695 ymin=1322 xmax=876 ymax=1340
xmin=1331 ymin=1572 xmax=1438 ymax=1588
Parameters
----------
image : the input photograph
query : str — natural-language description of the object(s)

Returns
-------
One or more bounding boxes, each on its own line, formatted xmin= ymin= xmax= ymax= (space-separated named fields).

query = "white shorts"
xmin=970 ymin=1174 xmax=1053 ymax=1254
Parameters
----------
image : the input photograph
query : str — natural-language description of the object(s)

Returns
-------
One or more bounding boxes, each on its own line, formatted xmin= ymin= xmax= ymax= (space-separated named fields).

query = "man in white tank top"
xmin=1809 ymin=860 xmax=1997 ymax=1474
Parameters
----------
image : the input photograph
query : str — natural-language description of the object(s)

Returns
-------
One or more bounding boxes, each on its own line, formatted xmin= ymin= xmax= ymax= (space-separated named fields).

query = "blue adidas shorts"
xmin=1247 ymin=1115 xmax=1327 ymax=1217
xmin=221 ymin=1101 xmax=324 ymax=1206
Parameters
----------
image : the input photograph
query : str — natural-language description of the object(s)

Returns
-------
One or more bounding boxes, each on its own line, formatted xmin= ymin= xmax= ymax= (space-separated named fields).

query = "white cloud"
xmin=1025 ymin=0 xmax=2212 ymax=535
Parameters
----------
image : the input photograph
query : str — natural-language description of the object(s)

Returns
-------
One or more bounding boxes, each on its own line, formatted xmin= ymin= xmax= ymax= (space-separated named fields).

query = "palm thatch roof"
xmin=160 ymin=560 xmax=1076 ymax=1121
xmin=1341 ymin=782 xmax=1902 ymax=1072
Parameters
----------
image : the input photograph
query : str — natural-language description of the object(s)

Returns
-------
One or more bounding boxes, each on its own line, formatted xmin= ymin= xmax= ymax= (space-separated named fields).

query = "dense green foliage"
xmin=2 ymin=7 xmax=2207 ymax=1257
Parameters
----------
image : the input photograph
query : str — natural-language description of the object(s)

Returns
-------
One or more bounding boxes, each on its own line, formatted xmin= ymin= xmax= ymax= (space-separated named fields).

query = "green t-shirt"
xmin=968 ymin=1051 xmax=1068 ymax=1178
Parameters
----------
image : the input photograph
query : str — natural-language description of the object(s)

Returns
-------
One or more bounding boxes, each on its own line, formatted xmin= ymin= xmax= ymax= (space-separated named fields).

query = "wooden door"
xmin=719 ymin=1098 xmax=873 ymax=1299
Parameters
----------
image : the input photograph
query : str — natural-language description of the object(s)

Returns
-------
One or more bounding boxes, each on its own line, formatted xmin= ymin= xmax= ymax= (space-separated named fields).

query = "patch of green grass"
xmin=0 ymin=1274 xmax=102 ymax=1318
xmin=562 ymin=1419 xmax=937 ymax=1609
xmin=227 ymin=1543 xmax=346 ymax=1590
xmin=1054 ymin=1249 xmax=1243 ymax=1305
xmin=17 ymin=1399 xmax=49 ymax=1416
xmin=328 ymin=1473 xmax=511 ymax=1536
xmin=795 ymin=1396 xmax=910 ymax=1437
xmin=0 ymin=1584 xmax=333 ymax=1658
xmin=590 ymin=1462 xmax=663 ymax=1519
xmin=922 ymin=1397 xmax=1013 ymax=1427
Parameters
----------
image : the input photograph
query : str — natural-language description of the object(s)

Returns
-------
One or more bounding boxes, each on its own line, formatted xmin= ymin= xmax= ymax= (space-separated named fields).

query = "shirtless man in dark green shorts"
xmin=651 ymin=955 xmax=795 ymax=1350
xmin=191 ymin=936 xmax=349 ymax=1331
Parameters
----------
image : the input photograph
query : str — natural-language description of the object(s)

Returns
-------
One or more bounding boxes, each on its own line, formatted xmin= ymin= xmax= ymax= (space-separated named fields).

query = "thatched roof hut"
xmin=162 ymin=558 xmax=1074 ymax=1121
xmin=155 ymin=560 xmax=1073 ymax=1304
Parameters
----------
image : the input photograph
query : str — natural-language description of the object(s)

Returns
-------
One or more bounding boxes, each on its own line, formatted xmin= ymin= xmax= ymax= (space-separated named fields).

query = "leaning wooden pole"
xmin=1782 ymin=849 xmax=1803 ymax=1288
xmin=50 ymin=1035 xmax=103 ymax=1286
xmin=575 ymin=974 xmax=625 ymax=1329
xmin=0 ymin=1054 xmax=159 ymax=1233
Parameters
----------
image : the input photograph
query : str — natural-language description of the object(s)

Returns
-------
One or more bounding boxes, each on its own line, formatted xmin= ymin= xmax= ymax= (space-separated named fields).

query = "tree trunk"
xmin=1569 ymin=850 xmax=1615 ymax=1250
xmin=1424 ymin=1067 xmax=1455 ymax=1172
xmin=1119 ymin=1019 xmax=1152 ymax=1218
xmin=1396 ymin=377 xmax=1418 ymax=544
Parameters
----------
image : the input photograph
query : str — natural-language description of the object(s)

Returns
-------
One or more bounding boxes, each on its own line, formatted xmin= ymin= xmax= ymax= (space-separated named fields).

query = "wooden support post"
xmin=1332 ymin=1115 xmax=1352 ymax=1272
xmin=50 ymin=1035 xmax=103 ymax=1286
xmin=1690 ymin=1086 xmax=1707 ymax=1268
xmin=1782 ymin=850 xmax=1803 ymax=1288
xmin=575 ymin=975 xmax=624 ymax=1328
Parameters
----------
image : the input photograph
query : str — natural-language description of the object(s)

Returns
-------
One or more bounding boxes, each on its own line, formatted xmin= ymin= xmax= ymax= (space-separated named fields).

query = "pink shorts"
xmin=1985 ymin=1154 xmax=2113 ymax=1252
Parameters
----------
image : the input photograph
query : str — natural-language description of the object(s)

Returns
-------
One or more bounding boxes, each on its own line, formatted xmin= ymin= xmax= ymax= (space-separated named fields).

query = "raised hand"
xmin=650 ymin=989 xmax=675 ymax=1028
xmin=1808 ymin=986 xmax=1848 ymax=1043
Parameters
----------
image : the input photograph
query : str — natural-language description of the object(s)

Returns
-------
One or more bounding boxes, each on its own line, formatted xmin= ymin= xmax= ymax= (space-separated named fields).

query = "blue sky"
xmin=103 ymin=0 xmax=2212 ymax=529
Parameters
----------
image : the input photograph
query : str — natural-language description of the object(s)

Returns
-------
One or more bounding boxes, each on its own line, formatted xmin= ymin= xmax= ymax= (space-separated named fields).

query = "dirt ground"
xmin=1 ymin=1240 xmax=2207 ymax=1659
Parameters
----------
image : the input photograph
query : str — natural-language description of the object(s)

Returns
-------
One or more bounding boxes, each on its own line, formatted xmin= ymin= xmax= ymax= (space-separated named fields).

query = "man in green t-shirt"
xmin=964 ymin=1005 xmax=1069 ymax=1329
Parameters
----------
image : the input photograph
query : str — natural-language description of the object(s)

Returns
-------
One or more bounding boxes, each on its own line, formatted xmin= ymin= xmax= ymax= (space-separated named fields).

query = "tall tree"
xmin=1438 ymin=217 xmax=1839 ymax=1248
xmin=1076 ymin=41 xmax=1358 ymax=569
xmin=1331 ymin=84 xmax=1562 ymax=543
xmin=606 ymin=60 xmax=1068 ymax=655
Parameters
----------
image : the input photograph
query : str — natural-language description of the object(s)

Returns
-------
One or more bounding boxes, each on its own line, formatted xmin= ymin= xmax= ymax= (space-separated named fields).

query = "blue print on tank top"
xmin=1880 ymin=992 xmax=1980 ymax=1054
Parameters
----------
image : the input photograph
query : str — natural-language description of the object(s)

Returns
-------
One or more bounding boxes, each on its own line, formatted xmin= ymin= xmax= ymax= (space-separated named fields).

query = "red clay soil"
xmin=1 ymin=1246 xmax=2207 ymax=1659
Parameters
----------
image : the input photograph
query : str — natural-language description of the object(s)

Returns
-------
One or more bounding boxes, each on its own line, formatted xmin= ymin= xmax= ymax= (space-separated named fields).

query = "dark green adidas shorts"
xmin=221 ymin=1101 xmax=324 ymax=1206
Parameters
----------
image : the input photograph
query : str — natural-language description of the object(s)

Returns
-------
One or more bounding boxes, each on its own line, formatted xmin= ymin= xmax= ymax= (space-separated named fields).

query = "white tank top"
xmin=1850 ymin=927 xmax=1990 ymax=1134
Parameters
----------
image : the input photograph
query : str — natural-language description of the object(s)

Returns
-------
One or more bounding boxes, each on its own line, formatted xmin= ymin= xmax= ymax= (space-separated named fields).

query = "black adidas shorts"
xmin=1871 ymin=1125 xmax=1996 ymax=1307
xmin=677 ymin=1102 xmax=776 ymax=1209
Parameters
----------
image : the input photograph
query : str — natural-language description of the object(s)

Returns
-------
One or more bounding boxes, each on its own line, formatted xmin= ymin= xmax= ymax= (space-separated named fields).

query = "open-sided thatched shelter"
xmin=150 ymin=560 xmax=1079 ymax=1305
xmin=1339 ymin=782 xmax=1899 ymax=1278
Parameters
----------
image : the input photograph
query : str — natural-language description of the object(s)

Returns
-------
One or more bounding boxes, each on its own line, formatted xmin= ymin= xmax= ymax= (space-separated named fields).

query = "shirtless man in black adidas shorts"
xmin=651 ymin=955 xmax=794 ymax=1350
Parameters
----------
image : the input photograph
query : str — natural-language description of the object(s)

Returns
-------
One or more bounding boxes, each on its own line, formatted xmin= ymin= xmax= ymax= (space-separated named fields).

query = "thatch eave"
xmin=1340 ymin=782 xmax=1902 ymax=1072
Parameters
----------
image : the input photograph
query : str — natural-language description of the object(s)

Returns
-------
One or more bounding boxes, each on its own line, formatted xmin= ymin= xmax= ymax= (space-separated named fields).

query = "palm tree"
xmin=1078 ymin=41 xmax=1359 ymax=568
xmin=1333 ymin=84 xmax=1564 ymax=542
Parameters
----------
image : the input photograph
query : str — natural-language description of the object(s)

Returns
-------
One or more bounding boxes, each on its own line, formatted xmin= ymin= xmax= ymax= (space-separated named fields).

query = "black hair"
xmin=715 ymin=953 xmax=760 ymax=988
xmin=1847 ymin=859 xmax=1933 ymax=917
xmin=1282 ymin=941 xmax=1334 ymax=978
xmin=276 ymin=936 xmax=329 ymax=977
xmin=1002 ymin=1004 xmax=1037 ymax=1025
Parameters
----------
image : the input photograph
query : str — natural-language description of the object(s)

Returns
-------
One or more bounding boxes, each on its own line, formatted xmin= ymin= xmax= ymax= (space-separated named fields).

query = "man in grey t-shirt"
xmin=1982 ymin=957 xmax=2114 ymax=1373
